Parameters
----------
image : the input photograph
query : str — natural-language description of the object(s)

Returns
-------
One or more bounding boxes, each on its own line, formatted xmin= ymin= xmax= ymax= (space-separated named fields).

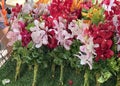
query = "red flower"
xmin=12 ymin=3 xmax=22 ymax=17
xmin=103 ymin=0 xmax=110 ymax=5
xmin=46 ymin=0 xmax=81 ymax=24
xmin=89 ymin=23 xmax=114 ymax=61
xmin=95 ymin=49 xmax=114 ymax=61
xmin=18 ymin=21 xmax=26 ymax=29
xmin=42 ymin=16 xmax=55 ymax=28
xmin=49 ymin=0 xmax=73 ymax=18
xmin=12 ymin=3 xmax=22 ymax=13
xmin=19 ymin=21 xmax=31 ymax=47
xmin=20 ymin=28 xmax=31 ymax=47
xmin=47 ymin=29 xmax=58 ymax=49
xmin=81 ymin=0 xmax=92 ymax=10
xmin=104 ymin=0 xmax=120 ymax=20
xmin=101 ymin=40 xmax=113 ymax=49
xmin=68 ymin=80 xmax=73 ymax=86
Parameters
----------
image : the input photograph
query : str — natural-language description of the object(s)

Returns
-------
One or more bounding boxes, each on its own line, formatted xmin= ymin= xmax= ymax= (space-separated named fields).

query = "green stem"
xmin=51 ymin=63 xmax=55 ymax=78
xmin=116 ymin=76 xmax=120 ymax=86
xmin=28 ymin=65 xmax=32 ymax=70
xmin=95 ymin=73 xmax=101 ymax=86
xmin=15 ymin=58 xmax=22 ymax=81
xmin=32 ymin=62 xmax=39 ymax=86
xmin=59 ymin=64 xmax=64 ymax=86
xmin=76 ymin=68 xmax=80 ymax=75
xmin=84 ymin=69 xmax=89 ymax=86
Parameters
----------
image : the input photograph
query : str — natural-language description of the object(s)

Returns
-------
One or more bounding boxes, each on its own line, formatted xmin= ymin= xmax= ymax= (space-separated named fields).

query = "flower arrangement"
xmin=6 ymin=0 xmax=120 ymax=86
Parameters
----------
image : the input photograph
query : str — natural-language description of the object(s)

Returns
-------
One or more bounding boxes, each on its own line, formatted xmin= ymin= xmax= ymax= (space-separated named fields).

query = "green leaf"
xmin=13 ymin=41 xmax=22 ymax=50
xmin=92 ymin=0 xmax=95 ymax=4
xmin=54 ymin=58 xmax=63 ymax=65
xmin=23 ymin=14 xmax=32 ymax=20
xmin=98 ymin=71 xmax=112 ymax=83
xmin=26 ymin=23 xmax=35 ymax=31
xmin=27 ymin=41 xmax=34 ymax=49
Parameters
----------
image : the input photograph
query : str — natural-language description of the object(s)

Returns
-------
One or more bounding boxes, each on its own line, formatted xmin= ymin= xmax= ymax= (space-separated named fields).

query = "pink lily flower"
xmin=30 ymin=20 xmax=48 ymax=48
xmin=53 ymin=18 xmax=73 ymax=50
xmin=6 ymin=31 xmax=21 ymax=46
xmin=11 ymin=18 xmax=21 ymax=32
xmin=31 ymin=30 xmax=48 ymax=48
xmin=75 ymin=37 xmax=98 ymax=70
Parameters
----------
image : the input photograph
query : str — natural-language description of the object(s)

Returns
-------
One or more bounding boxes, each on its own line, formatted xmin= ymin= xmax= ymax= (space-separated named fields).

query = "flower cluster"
xmin=6 ymin=0 xmax=120 ymax=86
xmin=104 ymin=0 xmax=120 ymax=55
xmin=7 ymin=0 xmax=120 ymax=69
xmin=89 ymin=23 xmax=115 ymax=61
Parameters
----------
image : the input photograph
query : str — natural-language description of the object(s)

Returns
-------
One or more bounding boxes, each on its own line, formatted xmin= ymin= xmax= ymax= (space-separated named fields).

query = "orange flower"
xmin=36 ymin=0 xmax=50 ymax=4
xmin=70 ymin=0 xmax=83 ymax=11
xmin=83 ymin=20 xmax=91 ymax=25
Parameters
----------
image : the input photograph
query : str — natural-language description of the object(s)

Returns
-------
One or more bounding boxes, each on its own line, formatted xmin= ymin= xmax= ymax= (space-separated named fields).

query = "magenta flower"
xmin=47 ymin=29 xmax=58 ymax=49
xmin=11 ymin=3 xmax=22 ymax=18
xmin=20 ymin=28 xmax=31 ymax=47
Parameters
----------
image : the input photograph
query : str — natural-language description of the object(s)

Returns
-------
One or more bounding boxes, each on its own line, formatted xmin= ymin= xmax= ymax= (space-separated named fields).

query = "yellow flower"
xmin=82 ymin=6 xmax=101 ymax=19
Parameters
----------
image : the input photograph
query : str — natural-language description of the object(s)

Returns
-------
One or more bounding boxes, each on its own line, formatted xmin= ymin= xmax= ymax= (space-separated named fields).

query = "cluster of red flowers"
xmin=48 ymin=0 xmax=81 ymax=20
xmin=88 ymin=0 xmax=120 ymax=61
xmin=43 ymin=0 xmax=82 ymax=28
xmin=89 ymin=23 xmax=115 ymax=61
xmin=11 ymin=3 xmax=22 ymax=18
xmin=42 ymin=0 xmax=82 ymax=49
xmin=104 ymin=0 xmax=120 ymax=57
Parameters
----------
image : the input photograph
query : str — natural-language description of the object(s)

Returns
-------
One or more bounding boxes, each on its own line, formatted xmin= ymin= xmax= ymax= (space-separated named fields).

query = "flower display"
xmin=5 ymin=0 xmax=120 ymax=86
